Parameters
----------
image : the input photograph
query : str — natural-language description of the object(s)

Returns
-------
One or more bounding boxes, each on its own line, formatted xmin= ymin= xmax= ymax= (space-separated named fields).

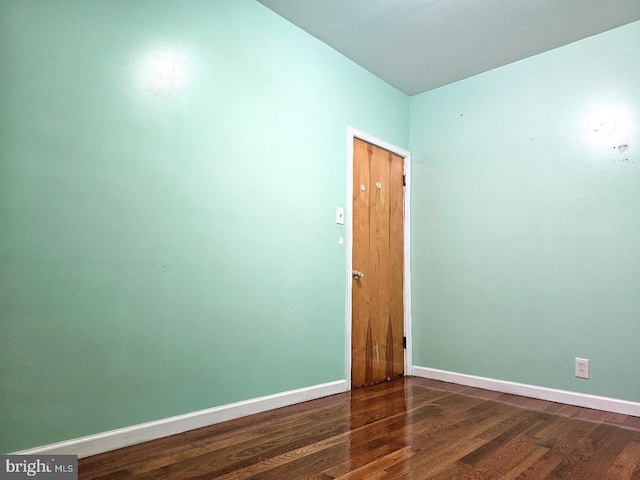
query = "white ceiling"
xmin=258 ymin=0 xmax=640 ymax=96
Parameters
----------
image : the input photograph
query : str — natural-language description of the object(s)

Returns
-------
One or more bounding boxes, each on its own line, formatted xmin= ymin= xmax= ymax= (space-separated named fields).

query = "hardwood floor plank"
xmin=458 ymin=412 xmax=542 ymax=466
xmin=534 ymin=415 xmax=581 ymax=449
xmin=545 ymin=422 xmax=617 ymax=479
xmin=604 ymin=440 xmax=640 ymax=480
xmin=383 ymin=407 xmax=528 ymax=478
xmin=458 ymin=434 xmax=546 ymax=480
xmin=213 ymin=430 xmax=349 ymax=480
xmin=78 ymin=377 xmax=640 ymax=479
xmin=499 ymin=444 xmax=550 ymax=480
xmin=333 ymin=446 xmax=412 ymax=479
xmin=623 ymin=416 xmax=640 ymax=430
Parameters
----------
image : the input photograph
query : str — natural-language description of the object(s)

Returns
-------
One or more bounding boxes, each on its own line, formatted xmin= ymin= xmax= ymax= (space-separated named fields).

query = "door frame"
xmin=345 ymin=127 xmax=413 ymax=389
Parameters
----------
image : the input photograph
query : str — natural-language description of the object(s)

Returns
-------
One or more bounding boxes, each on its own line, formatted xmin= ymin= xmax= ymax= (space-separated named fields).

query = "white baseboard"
xmin=413 ymin=366 xmax=640 ymax=417
xmin=13 ymin=380 xmax=348 ymax=458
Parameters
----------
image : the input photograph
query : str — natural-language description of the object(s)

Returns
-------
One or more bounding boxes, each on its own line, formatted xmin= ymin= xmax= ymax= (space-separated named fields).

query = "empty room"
xmin=1 ymin=0 xmax=639 ymax=478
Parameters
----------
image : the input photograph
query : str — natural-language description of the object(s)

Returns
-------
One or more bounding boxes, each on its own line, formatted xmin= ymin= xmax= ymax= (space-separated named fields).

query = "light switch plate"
xmin=336 ymin=207 xmax=344 ymax=225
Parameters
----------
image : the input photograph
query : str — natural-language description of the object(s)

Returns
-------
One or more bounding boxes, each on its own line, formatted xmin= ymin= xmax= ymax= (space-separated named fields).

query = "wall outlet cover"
xmin=575 ymin=357 xmax=589 ymax=379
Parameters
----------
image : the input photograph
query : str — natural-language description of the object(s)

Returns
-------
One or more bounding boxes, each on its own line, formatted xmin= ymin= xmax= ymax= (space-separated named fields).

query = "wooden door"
xmin=352 ymin=138 xmax=404 ymax=388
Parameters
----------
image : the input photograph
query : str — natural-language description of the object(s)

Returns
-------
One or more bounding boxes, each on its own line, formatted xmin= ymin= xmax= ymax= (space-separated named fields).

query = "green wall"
xmin=0 ymin=0 xmax=408 ymax=452
xmin=410 ymin=21 xmax=640 ymax=402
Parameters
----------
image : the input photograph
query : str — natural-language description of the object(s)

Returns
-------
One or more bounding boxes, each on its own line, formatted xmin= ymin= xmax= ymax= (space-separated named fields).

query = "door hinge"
xmin=403 ymin=174 xmax=406 ymax=187
xmin=403 ymin=336 xmax=407 ymax=349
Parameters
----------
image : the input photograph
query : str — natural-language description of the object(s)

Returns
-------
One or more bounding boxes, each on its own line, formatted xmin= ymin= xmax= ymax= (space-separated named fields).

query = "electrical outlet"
xmin=575 ymin=358 xmax=589 ymax=379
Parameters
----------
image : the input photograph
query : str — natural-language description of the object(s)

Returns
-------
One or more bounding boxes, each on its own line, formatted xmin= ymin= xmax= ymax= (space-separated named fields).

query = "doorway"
xmin=347 ymin=129 xmax=412 ymax=389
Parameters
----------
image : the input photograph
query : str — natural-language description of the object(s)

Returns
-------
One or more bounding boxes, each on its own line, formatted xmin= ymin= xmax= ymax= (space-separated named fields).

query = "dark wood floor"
xmin=79 ymin=377 xmax=640 ymax=479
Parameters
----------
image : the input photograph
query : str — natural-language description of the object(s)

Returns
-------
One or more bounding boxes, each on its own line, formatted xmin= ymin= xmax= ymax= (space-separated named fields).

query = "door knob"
xmin=352 ymin=270 xmax=365 ymax=279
